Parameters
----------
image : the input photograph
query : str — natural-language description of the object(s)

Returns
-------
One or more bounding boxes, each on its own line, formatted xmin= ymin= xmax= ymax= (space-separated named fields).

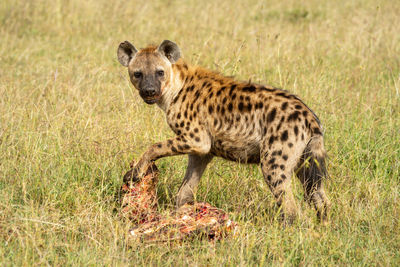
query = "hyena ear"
xmin=157 ymin=40 xmax=181 ymax=63
xmin=117 ymin=41 xmax=138 ymax=67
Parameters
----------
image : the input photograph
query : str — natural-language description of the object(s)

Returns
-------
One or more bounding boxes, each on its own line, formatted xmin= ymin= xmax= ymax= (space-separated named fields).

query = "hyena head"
xmin=117 ymin=40 xmax=181 ymax=104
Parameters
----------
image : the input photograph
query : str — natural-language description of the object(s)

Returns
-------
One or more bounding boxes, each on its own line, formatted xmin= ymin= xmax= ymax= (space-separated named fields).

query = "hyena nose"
xmin=143 ymin=87 xmax=157 ymax=97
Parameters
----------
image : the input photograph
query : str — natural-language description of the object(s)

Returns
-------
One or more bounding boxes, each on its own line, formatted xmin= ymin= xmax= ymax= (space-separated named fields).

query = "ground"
xmin=0 ymin=0 xmax=399 ymax=265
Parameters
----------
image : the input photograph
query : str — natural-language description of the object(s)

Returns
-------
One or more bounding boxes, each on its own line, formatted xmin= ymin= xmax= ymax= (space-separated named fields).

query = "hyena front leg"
xmin=124 ymin=132 xmax=211 ymax=183
xmin=260 ymin=140 xmax=305 ymax=224
xmin=176 ymin=154 xmax=213 ymax=207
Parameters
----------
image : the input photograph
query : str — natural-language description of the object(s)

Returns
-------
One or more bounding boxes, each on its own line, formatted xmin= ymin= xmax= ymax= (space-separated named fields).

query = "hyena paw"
xmin=123 ymin=168 xmax=140 ymax=184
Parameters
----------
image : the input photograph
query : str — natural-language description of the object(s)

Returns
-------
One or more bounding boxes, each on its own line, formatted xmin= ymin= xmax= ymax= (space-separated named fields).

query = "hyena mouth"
xmin=144 ymin=98 xmax=157 ymax=104
xmin=143 ymin=95 xmax=160 ymax=104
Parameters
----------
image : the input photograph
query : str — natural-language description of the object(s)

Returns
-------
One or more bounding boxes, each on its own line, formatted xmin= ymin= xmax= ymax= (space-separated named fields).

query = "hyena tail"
xmin=297 ymin=134 xmax=330 ymax=220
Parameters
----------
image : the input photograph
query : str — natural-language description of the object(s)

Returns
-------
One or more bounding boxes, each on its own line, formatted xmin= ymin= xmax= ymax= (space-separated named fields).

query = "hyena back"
xmin=117 ymin=40 xmax=330 ymax=223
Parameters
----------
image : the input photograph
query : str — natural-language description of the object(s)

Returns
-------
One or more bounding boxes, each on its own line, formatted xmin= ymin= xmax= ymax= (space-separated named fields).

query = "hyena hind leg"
xmin=296 ymin=135 xmax=330 ymax=222
xmin=260 ymin=142 xmax=304 ymax=225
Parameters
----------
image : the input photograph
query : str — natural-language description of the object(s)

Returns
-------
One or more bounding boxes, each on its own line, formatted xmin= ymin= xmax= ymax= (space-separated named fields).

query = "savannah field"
xmin=0 ymin=0 xmax=399 ymax=265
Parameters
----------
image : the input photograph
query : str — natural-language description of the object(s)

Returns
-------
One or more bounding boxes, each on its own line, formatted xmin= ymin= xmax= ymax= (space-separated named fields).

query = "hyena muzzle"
xmin=117 ymin=40 xmax=330 ymax=223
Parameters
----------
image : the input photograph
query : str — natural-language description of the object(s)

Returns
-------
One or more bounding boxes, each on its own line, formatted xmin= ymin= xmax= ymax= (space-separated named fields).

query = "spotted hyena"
xmin=117 ymin=40 xmax=330 ymax=223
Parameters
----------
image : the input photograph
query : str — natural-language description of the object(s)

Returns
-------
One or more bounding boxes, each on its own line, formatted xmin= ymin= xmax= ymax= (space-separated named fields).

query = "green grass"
xmin=1 ymin=0 xmax=399 ymax=265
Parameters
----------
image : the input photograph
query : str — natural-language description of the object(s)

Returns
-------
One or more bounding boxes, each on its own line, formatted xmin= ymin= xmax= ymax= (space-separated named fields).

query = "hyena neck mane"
xmin=174 ymin=59 xmax=232 ymax=86
xmin=159 ymin=59 xmax=236 ymax=112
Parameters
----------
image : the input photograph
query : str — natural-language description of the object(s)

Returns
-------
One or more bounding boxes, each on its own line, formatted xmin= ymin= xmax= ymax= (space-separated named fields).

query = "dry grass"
xmin=1 ymin=0 xmax=399 ymax=265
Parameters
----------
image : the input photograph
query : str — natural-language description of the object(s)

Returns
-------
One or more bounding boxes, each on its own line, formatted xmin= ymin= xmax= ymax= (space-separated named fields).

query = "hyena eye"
xmin=156 ymin=70 xmax=164 ymax=77
xmin=133 ymin=71 xmax=142 ymax=79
